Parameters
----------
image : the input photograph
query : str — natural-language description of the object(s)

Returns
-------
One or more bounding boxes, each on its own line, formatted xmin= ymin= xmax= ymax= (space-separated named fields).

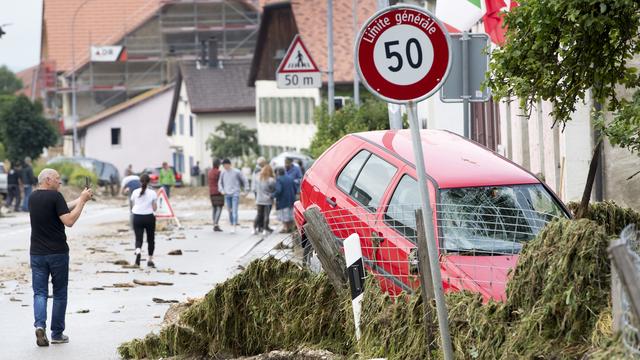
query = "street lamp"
xmin=70 ymin=0 xmax=93 ymax=156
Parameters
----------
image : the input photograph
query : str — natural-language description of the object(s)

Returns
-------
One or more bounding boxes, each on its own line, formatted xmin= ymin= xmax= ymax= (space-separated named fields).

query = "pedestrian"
xmin=273 ymin=167 xmax=296 ymax=233
xmin=21 ymin=157 xmax=36 ymax=212
xmin=5 ymin=162 xmax=22 ymax=212
xmin=191 ymin=161 xmax=201 ymax=186
xmin=124 ymin=164 xmax=134 ymax=177
xmin=251 ymin=157 xmax=267 ymax=230
xmin=254 ymin=164 xmax=275 ymax=235
xmin=294 ymin=158 xmax=306 ymax=175
xmin=284 ymin=157 xmax=302 ymax=193
xmin=29 ymin=168 xmax=93 ymax=346
xmin=130 ymin=174 xmax=157 ymax=268
xmin=218 ymin=159 xmax=247 ymax=234
xmin=208 ymin=158 xmax=224 ymax=232
xmin=120 ymin=173 xmax=141 ymax=228
xmin=159 ymin=162 xmax=176 ymax=198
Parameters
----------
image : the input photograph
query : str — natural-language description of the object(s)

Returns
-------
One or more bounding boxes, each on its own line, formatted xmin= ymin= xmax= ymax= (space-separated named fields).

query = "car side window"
xmin=385 ymin=175 xmax=419 ymax=241
xmin=337 ymin=150 xmax=370 ymax=193
xmin=350 ymin=154 xmax=397 ymax=210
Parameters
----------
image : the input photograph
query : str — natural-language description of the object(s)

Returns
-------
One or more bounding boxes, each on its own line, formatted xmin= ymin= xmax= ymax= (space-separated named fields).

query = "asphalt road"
xmin=0 ymin=195 xmax=284 ymax=359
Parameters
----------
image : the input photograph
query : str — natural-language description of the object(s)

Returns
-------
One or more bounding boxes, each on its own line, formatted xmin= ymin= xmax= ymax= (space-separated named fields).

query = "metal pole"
xmin=462 ymin=31 xmax=470 ymax=138
xmin=406 ymin=101 xmax=454 ymax=360
xmin=327 ymin=0 xmax=335 ymax=115
xmin=376 ymin=0 xmax=403 ymax=129
xmin=352 ymin=0 xmax=360 ymax=107
xmin=71 ymin=0 xmax=92 ymax=157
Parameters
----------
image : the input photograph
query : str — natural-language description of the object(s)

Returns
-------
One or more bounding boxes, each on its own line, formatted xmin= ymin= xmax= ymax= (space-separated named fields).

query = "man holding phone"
xmin=29 ymin=168 xmax=93 ymax=347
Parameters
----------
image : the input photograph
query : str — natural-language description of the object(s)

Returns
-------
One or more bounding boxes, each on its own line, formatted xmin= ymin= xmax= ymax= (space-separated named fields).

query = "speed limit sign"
xmin=355 ymin=5 xmax=451 ymax=104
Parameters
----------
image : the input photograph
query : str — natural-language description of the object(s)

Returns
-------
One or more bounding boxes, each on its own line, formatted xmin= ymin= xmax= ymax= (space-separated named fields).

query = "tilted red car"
xmin=294 ymin=129 xmax=569 ymax=301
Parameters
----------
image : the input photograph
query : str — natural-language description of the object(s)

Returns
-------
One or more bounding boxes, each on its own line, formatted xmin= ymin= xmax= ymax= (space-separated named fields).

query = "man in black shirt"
xmin=29 ymin=168 xmax=93 ymax=347
xmin=4 ymin=163 xmax=22 ymax=212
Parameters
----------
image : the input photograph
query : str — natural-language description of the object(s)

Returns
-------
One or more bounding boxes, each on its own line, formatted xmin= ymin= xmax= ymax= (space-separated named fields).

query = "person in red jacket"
xmin=208 ymin=159 xmax=224 ymax=232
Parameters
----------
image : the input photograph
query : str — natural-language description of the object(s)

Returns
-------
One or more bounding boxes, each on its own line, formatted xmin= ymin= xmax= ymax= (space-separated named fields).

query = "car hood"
xmin=440 ymin=254 xmax=518 ymax=301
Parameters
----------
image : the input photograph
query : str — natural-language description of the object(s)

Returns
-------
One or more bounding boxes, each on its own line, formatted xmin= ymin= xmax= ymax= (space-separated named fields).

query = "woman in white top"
xmin=130 ymin=174 xmax=158 ymax=267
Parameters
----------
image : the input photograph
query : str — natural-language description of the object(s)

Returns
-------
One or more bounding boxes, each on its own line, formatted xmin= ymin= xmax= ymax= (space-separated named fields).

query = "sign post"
xmin=155 ymin=188 xmax=182 ymax=228
xmin=276 ymin=35 xmax=322 ymax=89
xmin=355 ymin=5 xmax=454 ymax=360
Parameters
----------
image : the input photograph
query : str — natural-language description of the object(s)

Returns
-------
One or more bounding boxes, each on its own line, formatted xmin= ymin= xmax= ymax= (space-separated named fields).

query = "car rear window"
xmin=350 ymin=154 xmax=396 ymax=210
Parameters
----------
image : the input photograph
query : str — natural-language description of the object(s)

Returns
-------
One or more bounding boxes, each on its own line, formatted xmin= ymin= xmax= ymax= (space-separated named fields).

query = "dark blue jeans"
xmin=31 ymin=254 xmax=69 ymax=339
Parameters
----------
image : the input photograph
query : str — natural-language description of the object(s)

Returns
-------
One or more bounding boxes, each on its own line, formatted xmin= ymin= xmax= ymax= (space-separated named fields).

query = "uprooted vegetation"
xmin=119 ymin=202 xmax=639 ymax=359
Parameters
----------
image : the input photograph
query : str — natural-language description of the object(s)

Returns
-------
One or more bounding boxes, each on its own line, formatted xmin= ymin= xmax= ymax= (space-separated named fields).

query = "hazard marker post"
xmin=355 ymin=5 xmax=454 ymax=359
xmin=155 ymin=188 xmax=182 ymax=229
xmin=276 ymin=35 xmax=322 ymax=89
xmin=343 ymin=233 xmax=366 ymax=340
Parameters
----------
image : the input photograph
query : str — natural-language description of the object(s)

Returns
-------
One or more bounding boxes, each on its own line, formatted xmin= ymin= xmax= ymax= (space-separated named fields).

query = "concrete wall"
xmin=81 ymin=89 xmax=173 ymax=177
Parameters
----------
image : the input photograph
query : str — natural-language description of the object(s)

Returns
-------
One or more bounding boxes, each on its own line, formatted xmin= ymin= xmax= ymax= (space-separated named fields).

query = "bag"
xmin=210 ymin=194 xmax=224 ymax=206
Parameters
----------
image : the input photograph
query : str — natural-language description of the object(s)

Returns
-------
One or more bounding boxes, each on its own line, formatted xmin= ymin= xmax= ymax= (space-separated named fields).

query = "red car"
xmin=294 ymin=129 xmax=569 ymax=301
xmin=143 ymin=167 xmax=183 ymax=187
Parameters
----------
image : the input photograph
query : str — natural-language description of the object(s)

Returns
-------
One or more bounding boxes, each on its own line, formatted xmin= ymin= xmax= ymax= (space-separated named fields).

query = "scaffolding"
xmin=45 ymin=0 xmax=259 ymax=123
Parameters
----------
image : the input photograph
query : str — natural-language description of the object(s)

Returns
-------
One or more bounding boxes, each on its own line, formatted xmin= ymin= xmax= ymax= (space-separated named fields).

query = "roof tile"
xmin=181 ymin=62 xmax=255 ymax=113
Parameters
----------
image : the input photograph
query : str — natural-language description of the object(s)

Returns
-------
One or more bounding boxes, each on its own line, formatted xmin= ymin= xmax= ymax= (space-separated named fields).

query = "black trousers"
xmin=255 ymin=204 xmax=272 ymax=231
xmin=133 ymin=214 xmax=156 ymax=255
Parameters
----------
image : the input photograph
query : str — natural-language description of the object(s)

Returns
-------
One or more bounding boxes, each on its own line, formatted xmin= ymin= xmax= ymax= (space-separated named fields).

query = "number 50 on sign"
xmin=355 ymin=5 xmax=451 ymax=104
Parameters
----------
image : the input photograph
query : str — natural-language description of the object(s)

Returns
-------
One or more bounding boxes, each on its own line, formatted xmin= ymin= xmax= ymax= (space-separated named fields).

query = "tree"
xmin=0 ymin=66 xmax=23 ymax=95
xmin=0 ymin=95 xmax=58 ymax=163
xmin=206 ymin=122 xmax=259 ymax=162
xmin=309 ymin=99 xmax=390 ymax=158
xmin=488 ymin=0 xmax=640 ymax=218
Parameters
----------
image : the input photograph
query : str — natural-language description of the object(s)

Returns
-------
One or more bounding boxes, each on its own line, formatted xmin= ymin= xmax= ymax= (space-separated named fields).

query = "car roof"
xmin=352 ymin=129 xmax=539 ymax=189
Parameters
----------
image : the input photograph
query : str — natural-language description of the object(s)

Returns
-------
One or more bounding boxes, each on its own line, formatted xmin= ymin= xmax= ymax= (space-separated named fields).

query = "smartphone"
xmin=85 ymin=176 xmax=90 ymax=189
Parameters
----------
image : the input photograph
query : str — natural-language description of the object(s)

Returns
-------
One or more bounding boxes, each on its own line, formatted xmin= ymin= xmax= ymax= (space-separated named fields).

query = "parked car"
xmin=47 ymin=156 xmax=120 ymax=188
xmin=0 ymin=163 xmax=7 ymax=199
xmin=270 ymin=152 xmax=314 ymax=173
xmin=142 ymin=167 xmax=183 ymax=188
xmin=294 ymin=129 xmax=569 ymax=301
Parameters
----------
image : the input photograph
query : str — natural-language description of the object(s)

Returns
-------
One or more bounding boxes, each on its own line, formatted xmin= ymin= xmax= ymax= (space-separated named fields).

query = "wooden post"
xmin=415 ymin=209 xmax=436 ymax=356
xmin=303 ymin=207 xmax=348 ymax=290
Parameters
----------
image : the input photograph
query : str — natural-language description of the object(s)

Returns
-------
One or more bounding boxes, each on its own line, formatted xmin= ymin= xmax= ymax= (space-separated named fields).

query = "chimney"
xmin=207 ymin=37 xmax=219 ymax=68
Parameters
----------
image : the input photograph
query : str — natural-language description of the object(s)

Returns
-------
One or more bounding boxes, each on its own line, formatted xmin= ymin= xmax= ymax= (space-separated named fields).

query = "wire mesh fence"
xmin=619 ymin=225 xmax=640 ymax=357
xmin=264 ymin=196 xmax=565 ymax=300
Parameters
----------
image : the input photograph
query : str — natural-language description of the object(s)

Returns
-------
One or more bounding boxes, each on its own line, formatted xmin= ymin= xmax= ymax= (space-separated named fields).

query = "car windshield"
xmin=437 ymin=184 xmax=567 ymax=255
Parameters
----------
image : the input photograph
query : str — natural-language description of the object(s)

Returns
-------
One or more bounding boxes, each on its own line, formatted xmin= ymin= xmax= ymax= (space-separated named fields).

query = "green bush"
xmin=68 ymin=166 xmax=97 ymax=188
xmin=33 ymin=161 xmax=97 ymax=188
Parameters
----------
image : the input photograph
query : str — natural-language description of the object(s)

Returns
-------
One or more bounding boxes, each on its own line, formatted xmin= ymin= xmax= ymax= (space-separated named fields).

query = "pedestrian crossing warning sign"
xmin=277 ymin=35 xmax=320 ymax=73
xmin=155 ymin=188 xmax=175 ymax=219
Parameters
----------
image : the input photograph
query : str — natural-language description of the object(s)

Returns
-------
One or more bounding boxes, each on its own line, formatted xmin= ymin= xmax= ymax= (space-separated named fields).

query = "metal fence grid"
xmin=265 ymin=200 xmax=564 ymax=300
xmin=620 ymin=224 xmax=640 ymax=357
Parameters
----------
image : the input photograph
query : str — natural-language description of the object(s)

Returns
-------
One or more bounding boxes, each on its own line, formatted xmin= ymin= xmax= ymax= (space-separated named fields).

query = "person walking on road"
xmin=273 ymin=167 xmax=296 ymax=233
xmin=130 ymin=174 xmax=158 ymax=268
xmin=21 ymin=157 xmax=36 ymax=212
xmin=218 ymin=159 xmax=247 ymax=234
xmin=29 ymin=168 xmax=93 ymax=347
xmin=208 ymin=159 xmax=224 ymax=232
xmin=284 ymin=157 xmax=303 ymax=193
xmin=5 ymin=162 xmax=22 ymax=212
xmin=254 ymin=164 xmax=275 ymax=235
xmin=159 ymin=162 xmax=176 ymax=198
xmin=251 ymin=157 xmax=267 ymax=232
xmin=124 ymin=164 xmax=134 ymax=177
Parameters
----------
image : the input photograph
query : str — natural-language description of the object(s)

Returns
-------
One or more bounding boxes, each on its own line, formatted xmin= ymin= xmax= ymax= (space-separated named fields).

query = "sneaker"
xmin=214 ymin=225 xmax=222 ymax=232
xmin=147 ymin=260 xmax=155 ymax=268
xmin=231 ymin=226 xmax=237 ymax=234
xmin=252 ymin=228 xmax=258 ymax=235
xmin=51 ymin=334 xmax=69 ymax=344
xmin=262 ymin=230 xmax=268 ymax=236
xmin=134 ymin=254 xmax=141 ymax=267
xmin=35 ymin=327 xmax=49 ymax=347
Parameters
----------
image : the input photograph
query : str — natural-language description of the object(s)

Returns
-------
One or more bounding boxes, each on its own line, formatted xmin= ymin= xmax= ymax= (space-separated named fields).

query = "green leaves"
xmin=0 ymin=95 xmax=58 ymax=163
xmin=308 ymin=100 xmax=390 ymax=158
xmin=205 ymin=122 xmax=259 ymax=161
xmin=0 ymin=66 xmax=22 ymax=95
xmin=489 ymin=0 xmax=640 ymax=125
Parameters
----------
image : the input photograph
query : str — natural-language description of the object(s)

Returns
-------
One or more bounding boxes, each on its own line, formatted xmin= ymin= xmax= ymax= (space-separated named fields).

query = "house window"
xmin=259 ymin=98 xmax=266 ymax=123
xmin=111 ymin=128 xmax=121 ymax=146
xmin=294 ymin=98 xmax=301 ymax=124
xmin=302 ymin=99 xmax=309 ymax=124
xmin=179 ymin=114 xmax=184 ymax=135
xmin=269 ymin=98 xmax=276 ymax=123
xmin=189 ymin=115 xmax=194 ymax=137
xmin=307 ymin=98 xmax=315 ymax=123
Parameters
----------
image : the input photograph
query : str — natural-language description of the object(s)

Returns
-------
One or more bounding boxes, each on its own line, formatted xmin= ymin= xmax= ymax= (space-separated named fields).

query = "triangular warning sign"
xmin=277 ymin=35 xmax=320 ymax=73
xmin=155 ymin=188 xmax=176 ymax=219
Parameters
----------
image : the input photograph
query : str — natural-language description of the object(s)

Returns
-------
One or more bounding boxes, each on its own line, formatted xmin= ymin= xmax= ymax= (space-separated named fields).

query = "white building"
xmin=167 ymin=62 xmax=256 ymax=184
xmin=72 ymin=85 xmax=174 ymax=176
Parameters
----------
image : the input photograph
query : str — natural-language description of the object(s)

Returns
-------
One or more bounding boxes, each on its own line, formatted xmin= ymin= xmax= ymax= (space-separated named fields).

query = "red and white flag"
xmin=436 ymin=0 xmax=519 ymax=45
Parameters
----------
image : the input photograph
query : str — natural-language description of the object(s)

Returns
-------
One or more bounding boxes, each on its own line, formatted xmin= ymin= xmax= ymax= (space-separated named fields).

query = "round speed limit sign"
xmin=355 ymin=5 xmax=451 ymax=104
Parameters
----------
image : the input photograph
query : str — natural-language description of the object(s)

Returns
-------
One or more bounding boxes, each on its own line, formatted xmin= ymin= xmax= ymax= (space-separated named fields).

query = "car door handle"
xmin=325 ymin=196 xmax=337 ymax=207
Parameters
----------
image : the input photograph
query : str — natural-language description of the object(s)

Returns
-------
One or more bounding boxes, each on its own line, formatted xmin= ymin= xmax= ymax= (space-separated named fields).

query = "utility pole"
xmin=352 ymin=0 xmax=360 ymax=107
xmin=376 ymin=0 xmax=403 ymax=129
xmin=327 ymin=0 xmax=335 ymax=115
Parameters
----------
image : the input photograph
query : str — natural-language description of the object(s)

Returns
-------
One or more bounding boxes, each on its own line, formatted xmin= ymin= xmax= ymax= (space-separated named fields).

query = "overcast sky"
xmin=0 ymin=0 xmax=43 ymax=72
